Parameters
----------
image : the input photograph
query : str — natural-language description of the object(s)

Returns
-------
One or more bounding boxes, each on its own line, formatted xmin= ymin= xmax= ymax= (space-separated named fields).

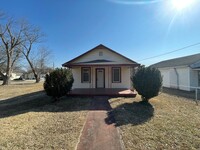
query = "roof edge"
xmin=150 ymin=53 xmax=200 ymax=68
xmin=62 ymin=44 xmax=140 ymax=67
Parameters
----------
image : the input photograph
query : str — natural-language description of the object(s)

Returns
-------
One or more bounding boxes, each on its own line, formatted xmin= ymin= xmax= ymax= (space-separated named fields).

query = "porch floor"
xmin=68 ymin=88 xmax=136 ymax=97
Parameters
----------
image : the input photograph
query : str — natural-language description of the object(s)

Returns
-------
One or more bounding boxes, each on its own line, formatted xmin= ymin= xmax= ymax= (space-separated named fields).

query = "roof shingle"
xmin=151 ymin=53 xmax=200 ymax=68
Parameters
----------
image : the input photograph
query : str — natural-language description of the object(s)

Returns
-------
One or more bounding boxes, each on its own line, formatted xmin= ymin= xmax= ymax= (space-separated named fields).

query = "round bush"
xmin=131 ymin=66 xmax=162 ymax=101
xmin=44 ymin=68 xmax=74 ymax=100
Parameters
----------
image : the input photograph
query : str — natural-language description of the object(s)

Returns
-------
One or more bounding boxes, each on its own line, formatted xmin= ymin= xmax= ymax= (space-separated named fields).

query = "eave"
xmin=63 ymin=63 xmax=140 ymax=68
xmin=62 ymin=44 xmax=140 ymax=67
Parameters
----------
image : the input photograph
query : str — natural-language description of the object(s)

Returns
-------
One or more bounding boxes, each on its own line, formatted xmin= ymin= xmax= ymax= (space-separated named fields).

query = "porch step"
xmin=68 ymin=88 xmax=136 ymax=97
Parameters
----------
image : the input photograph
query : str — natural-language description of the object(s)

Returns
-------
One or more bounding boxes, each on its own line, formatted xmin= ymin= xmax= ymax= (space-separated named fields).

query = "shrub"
xmin=131 ymin=66 xmax=162 ymax=102
xmin=44 ymin=68 xmax=74 ymax=101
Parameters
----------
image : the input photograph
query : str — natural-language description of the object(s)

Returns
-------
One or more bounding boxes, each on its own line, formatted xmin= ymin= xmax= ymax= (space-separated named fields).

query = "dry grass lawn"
xmin=0 ymin=80 xmax=44 ymax=99
xmin=109 ymin=94 xmax=200 ymax=150
xmin=1 ymin=81 xmax=200 ymax=149
xmin=0 ymin=82 xmax=91 ymax=150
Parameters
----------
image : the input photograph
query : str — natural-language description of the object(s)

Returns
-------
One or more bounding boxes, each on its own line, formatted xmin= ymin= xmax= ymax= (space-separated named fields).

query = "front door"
xmin=96 ymin=68 xmax=105 ymax=88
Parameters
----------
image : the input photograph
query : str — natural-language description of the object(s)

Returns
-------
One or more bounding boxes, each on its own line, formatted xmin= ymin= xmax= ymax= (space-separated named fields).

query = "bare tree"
xmin=0 ymin=18 xmax=26 ymax=85
xmin=0 ymin=48 xmax=6 ymax=80
xmin=23 ymin=47 xmax=51 ymax=82
xmin=36 ymin=46 xmax=51 ymax=74
xmin=21 ymin=24 xmax=46 ymax=83
xmin=0 ymin=13 xmax=51 ymax=84
xmin=0 ymin=12 xmax=6 ymax=80
xmin=0 ymin=46 xmax=6 ymax=67
xmin=24 ymin=47 xmax=52 ymax=83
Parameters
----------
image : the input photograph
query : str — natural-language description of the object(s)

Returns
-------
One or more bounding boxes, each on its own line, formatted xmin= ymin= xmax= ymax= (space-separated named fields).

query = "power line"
xmin=137 ymin=42 xmax=200 ymax=62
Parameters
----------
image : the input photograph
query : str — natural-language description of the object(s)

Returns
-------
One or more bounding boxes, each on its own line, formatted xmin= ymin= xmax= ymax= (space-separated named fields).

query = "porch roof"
xmin=64 ymin=59 xmax=139 ymax=67
xmin=65 ymin=63 xmax=139 ymax=67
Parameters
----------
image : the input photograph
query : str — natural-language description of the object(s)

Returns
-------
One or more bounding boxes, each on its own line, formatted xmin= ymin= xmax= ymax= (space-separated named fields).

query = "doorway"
xmin=96 ymin=68 xmax=105 ymax=88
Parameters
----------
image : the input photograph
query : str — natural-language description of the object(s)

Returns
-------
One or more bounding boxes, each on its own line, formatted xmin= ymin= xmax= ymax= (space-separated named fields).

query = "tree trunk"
xmin=3 ymin=57 xmax=12 ymax=85
xmin=2 ymin=75 xmax=10 ymax=85
xmin=35 ymin=75 xmax=40 ymax=83
xmin=141 ymin=96 xmax=149 ymax=102
xmin=24 ymin=55 xmax=40 ymax=83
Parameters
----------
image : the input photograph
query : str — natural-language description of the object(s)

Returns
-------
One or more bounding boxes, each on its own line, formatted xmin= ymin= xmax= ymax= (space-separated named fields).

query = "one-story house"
xmin=0 ymin=72 xmax=23 ymax=80
xmin=23 ymin=72 xmax=47 ymax=80
xmin=151 ymin=53 xmax=200 ymax=91
xmin=62 ymin=44 xmax=140 ymax=90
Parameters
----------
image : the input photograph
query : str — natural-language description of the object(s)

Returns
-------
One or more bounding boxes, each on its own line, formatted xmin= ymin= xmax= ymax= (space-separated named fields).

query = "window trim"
xmin=81 ymin=67 xmax=91 ymax=83
xmin=112 ymin=67 xmax=121 ymax=83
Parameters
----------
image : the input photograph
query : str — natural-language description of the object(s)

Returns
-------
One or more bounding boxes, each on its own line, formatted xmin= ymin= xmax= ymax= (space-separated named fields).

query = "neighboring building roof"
xmin=151 ymin=53 xmax=200 ymax=69
xmin=62 ymin=44 xmax=140 ymax=67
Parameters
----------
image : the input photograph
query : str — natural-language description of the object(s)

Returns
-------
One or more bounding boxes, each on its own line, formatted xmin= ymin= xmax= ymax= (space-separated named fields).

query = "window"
xmin=112 ymin=67 xmax=121 ymax=83
xmin=81 ymin=67 xmax=91 ymax=83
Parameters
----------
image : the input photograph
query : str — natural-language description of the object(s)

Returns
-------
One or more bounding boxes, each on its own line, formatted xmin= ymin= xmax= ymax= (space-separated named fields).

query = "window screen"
xmin=112 ymin=67 xmax=121 ymax=83
xmin=81 ymin=67 xmax=91 ymax=83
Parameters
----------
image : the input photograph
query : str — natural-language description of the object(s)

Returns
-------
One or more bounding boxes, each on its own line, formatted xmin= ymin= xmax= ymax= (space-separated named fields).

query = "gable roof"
xmin=151 ymin=53 xmax=200 ymax=68
xmin=62 ymin=44 xmax=140 ymax=67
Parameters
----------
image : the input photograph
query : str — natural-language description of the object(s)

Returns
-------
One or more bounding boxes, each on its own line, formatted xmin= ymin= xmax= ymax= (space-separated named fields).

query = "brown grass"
xmin=0 ymin=82 xmax=91 ymax=150
xmin=0 ymin=80 xmax=44 ymax=99
xmin=109 ymin=94 xmax=200 ymax=150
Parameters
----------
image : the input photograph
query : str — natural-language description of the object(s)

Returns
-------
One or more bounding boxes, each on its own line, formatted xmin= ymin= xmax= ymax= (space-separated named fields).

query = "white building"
xmin=151 ymin=53 xmax=200 ymax=91
xmin=62 ymin=44 xmax=140 ymax=89
xmin=23 ymin=73 xmax=47 ymax=80
xmin=1 ymin=72 xmax=23 ymax=80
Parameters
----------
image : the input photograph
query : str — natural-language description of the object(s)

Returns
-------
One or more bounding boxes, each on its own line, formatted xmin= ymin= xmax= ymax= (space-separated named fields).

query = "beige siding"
xmin=71 ymin=66 xmax=132 ymax=89
xmin=111 ymin=66 xmax=131 ymax=88
xmin=72 ymin=48 xmax=134 ymax=65
xmin=72 ymin=67 xmax=91 ymax=88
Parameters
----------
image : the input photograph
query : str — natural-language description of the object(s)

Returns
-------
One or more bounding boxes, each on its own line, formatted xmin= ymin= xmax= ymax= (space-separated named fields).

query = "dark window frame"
xmin=81 ymin=67 xmax=91 ymax=83
xmin=112 ymin=67 xmax=121 ymax=83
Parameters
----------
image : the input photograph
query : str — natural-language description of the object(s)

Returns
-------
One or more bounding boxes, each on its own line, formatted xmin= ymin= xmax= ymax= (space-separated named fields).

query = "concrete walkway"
xmin=76 ymin=96 xmax=123 ymax=150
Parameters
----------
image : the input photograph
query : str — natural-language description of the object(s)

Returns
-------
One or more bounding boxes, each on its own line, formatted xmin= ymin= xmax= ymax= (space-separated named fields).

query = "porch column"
xmin=91 ymin=67 xmax=93 ymax=88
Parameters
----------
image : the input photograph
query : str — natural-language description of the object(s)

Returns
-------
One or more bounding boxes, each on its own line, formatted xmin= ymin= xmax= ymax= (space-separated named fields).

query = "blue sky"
xmin=1 ymin=0 xmax=200 ymax=67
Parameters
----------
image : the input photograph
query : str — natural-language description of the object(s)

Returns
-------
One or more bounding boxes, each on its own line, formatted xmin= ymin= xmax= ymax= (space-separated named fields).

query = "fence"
xmin=162 ymin=84 xmax=200 ymax=105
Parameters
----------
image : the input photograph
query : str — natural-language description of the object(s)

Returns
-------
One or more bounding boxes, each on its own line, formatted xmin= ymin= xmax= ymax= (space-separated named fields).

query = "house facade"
xmin=0 ymin=72 xmax=23 ymax=80
xmin=23 ymin=73 xmax=47 ymax=80
xmin=62 ymin=44 xmax=140 ymax=89
xmin=151 ymin=53 xmax=200 ymax=91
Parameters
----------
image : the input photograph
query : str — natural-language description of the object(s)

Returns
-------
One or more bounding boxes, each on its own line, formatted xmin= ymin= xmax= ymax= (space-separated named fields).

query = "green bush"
xmin=44 ymin=68 xmax=74 ymax=101
xmin=131 ymin=66 xmax=162 ymax=102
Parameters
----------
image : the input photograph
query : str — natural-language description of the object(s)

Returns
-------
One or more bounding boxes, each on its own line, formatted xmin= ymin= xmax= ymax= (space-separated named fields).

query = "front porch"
xmin=68 ymin=88 xmax=136 ymax=97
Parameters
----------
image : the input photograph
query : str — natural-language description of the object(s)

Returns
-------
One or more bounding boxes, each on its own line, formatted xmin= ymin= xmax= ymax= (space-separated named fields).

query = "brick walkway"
xmin=76 ymin=96 xmax=123 ymax=150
